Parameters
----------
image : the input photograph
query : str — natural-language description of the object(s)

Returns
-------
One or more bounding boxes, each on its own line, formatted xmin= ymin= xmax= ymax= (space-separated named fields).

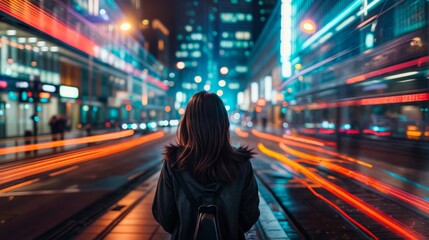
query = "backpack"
xmin=173 ymin=170 xmax=225 ymax=240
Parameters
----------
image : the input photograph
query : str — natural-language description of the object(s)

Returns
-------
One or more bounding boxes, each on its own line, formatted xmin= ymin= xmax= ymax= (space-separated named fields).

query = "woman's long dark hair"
xmin=165 ymin=91 xmax=254 ymax=183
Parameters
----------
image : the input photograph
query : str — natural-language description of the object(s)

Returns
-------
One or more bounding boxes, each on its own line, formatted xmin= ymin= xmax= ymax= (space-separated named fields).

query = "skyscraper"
xmin=173 ymin=0 xmax=277 ymax=109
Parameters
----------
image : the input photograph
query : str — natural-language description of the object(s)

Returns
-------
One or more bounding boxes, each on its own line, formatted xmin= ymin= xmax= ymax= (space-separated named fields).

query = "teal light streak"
xmin=382 ymin=170 xmax=429 ymax=192
xmin=302 ymin=0 xmax=361 ymax=49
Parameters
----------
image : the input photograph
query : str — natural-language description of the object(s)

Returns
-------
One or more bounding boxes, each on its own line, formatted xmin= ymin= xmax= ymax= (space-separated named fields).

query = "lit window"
xmin=222 ymin=32 xmax=229 ymax=38
xmin=220 ymin=41 xmax=233 ymax=48
xmin=191 ymin=33 xmax=203 ymax=40
xmin=191 ymin=51 xmax=201 ymax=58
xmin=185 ymin=25 xmax=192 ymax=32
xmin=220 ymin=13 xmax=235 ymax=23
xmin=175 ymin=51 xmax=189 ymax=58
xmin=236 ymin=66 xmax=248 ymax=73
xmin=235 ymin=31 xmax=251 ymax=40
xmin=158 ymin=40 xmax=164 ymax=50
xmin=181 ymin=43 xmax=187 ymax=49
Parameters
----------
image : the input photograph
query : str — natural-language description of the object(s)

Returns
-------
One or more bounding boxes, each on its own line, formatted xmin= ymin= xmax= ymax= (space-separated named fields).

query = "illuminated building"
xmin=252 ymin=0 xmax=278 ymax=42
xmin=142 ymin=19 xmax=170 ymax=68
xmin=173 ymin=0 xmax=277 ymax=110
xmin=0 ymin=0 xmax=168 ymax=138
xmin=244 ymin=0 xmax=429 ymax=141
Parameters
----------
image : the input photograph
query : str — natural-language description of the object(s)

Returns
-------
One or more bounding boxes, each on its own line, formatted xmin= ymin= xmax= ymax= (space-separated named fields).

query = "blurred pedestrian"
xmin=24 ymin=130 xmax=32 ymax=156
xmin=262 ymin=116 xmax=267 ymax=131
xmin=56 ymin=115 xmax=66 ymax=140
xmin=49 ymin=116 xmax=58 ymax=141
xmin=152 ymin=91 xmax=260 ymax=239
xmin=85 ymin=123 xmax=92 ymax=136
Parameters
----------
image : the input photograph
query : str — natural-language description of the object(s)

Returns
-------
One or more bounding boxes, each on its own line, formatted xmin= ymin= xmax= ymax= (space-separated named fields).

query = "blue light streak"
xmin=302 ymin=0 xmax=361 ymax=49
xmin=382 ymin=170 xmax=429 ymax=192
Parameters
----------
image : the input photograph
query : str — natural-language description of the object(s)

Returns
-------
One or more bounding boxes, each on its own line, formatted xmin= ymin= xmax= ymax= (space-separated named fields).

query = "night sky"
xmin=142 ymin=0 xmax=175 ymax=31
xmin=142 ymin=0 xmax=176 ymax=65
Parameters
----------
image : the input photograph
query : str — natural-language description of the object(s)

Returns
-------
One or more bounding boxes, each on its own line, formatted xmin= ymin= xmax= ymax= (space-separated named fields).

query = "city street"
xmin=0 ymin=0 xmax=428 ymax=239
xmin=0 ymin=128 xmax=427 ymax=239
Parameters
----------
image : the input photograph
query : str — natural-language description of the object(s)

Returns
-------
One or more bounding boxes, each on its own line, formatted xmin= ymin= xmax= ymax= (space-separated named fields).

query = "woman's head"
xmin=166 ymin=91 xmax=253 ymax=183
xmin=178 ymin=91 xmax=229 ymax=152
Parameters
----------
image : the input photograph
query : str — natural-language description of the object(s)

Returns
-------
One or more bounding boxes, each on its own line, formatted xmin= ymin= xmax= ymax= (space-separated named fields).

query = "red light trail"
xmin=258 ymin=143 xmax=424 ymax=240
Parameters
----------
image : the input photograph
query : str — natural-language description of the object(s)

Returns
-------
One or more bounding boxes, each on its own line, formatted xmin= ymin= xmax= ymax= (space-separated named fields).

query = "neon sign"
xmin=0 ymin=80 xmax=7 ymax=89
xmin=60 ymin=85 xmax=79 ymax=99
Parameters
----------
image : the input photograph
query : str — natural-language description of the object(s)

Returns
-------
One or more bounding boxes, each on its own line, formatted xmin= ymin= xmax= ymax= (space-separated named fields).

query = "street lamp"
xmin=220 ymin=67 xmax=228 ymax=75
xmin=176 ymin=61 xmax=185 ymax=70
xmin=301 ymin=20 xmax=316 ymax=33
xmin=120 ymin=22 xmax=132 ymax=31
xmin=218 ymin=79 xmax=226 ymax=87
xmin=220 ymin=66 xmax=228 ymax=75
xmin=194 ymin=76 xmax=202 ymax=83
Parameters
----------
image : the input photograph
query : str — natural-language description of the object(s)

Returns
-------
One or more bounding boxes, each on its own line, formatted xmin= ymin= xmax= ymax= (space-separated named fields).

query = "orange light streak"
xmin=48 ymin=166 xmax=79 ymax=177
xmin=252 ymin=129 xmax=372 ymax=168
xmin=282 ymin=134 xmax=325 ymax=146
xmin=234 ymin=128 xmax=249 ymax=138
xmin=0 ymin=132 xmax=165 ymax=186
xmin=258 ymin=143 xmax=423 ymax=240
xmin=0 ymin=178 xmax=40 ymax=194
xmin=280 ymin=144 xmax=429 ymax=214
xmin=295 ymin=178 xmax=379 ymax=240
xmin=0 ymin=130 xmax=135 ymax=155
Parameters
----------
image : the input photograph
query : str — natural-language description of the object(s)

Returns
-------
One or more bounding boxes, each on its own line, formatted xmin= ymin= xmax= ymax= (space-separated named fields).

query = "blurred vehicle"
xmin=339 ymin=123 xmax=360 ymax=135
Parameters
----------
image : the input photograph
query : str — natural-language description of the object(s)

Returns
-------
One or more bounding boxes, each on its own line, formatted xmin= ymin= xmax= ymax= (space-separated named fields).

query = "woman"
xmin=152 ymin=91 xmax=260 ymax=239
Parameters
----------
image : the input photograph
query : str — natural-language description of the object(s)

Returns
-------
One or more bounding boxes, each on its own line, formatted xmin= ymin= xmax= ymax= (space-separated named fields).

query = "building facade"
xmin=241 ymin=0 xmax=429 ymax=141
xmin=244 ymin=0 xmax=282 ymax=129
xmin=0 ymin=0 xmax=168 ymax=138
xmin=173 ymin=0 xmax=277 ymax=114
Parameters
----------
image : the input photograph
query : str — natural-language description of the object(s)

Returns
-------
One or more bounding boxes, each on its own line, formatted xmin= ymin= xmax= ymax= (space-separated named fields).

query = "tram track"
xmin=36 ymin=163 xmax=161 ymax=240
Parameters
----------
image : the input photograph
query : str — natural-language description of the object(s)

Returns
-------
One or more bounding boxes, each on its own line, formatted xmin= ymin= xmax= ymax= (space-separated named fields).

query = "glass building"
xmin=0 ymin=0 xmax=168 ymax=138
xmin=173 ymin=0 xmax=277 ymax=112
xmin=242 ymin=0 xmax=429 ymax=142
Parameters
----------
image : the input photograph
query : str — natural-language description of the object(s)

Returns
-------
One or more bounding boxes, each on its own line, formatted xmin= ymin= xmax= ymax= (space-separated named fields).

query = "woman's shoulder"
xmin=232 ymin=145 xmax=256 ymax=174
xmin=163 ymin=144 xmax=182 ymax=163
xmin=233 ymin=145 xmax=255 ymax=162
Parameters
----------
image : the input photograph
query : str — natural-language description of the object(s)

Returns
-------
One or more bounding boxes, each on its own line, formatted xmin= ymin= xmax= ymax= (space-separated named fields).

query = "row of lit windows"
xmin=220 ymin=40 xmax=252 ymax=48
xmin=221 ymin=31 xmax=252 ymax=40
xmin=184 ymin=25 xmax=203 ymax=32
xmin=175 ymin=50 xmax=201 ymax=58
xmin=220 ymin=13 xmax=253 ymax=23
xmin=181 ymin=43 xmax=201 ymax=50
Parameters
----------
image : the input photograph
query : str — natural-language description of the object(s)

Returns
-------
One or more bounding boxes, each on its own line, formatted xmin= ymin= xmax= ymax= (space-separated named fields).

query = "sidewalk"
xmin=76 ymin=171 xmax=289 ymax=239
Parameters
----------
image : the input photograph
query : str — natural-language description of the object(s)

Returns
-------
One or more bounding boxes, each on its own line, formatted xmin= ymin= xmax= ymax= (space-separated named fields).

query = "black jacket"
xmin=152 ymin=150 xmax=260 ymax=240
